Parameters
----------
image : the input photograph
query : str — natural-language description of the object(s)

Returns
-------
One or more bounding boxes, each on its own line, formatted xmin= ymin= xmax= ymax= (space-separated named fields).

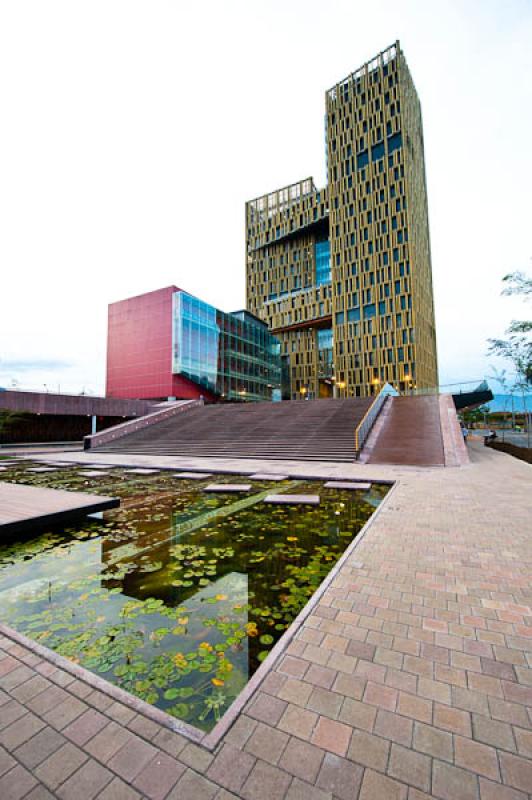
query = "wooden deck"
xmin=0 ymin=481 xmax=120 ymax=535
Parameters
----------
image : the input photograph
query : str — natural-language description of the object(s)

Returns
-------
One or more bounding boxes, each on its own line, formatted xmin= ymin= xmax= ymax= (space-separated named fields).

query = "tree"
xmin=0 ymin=410 xmax=28 ymax=441
xmin=501 ymin=270 xmax=532 ymax=299
xmin=488 ymin=270 xmax=531 ymax=446
xmin=488 ymin=270 xmax=532 ymax=383
xmin=461 ymin=404 xmax=490 ymax=426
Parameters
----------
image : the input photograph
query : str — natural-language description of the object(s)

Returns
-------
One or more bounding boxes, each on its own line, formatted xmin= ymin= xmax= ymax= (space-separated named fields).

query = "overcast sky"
xmin=1 ymin=0 xmax=531 ymax=395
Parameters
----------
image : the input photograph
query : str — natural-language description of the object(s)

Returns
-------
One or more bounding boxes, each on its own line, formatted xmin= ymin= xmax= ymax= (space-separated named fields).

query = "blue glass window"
xmin=388 ymin=132 xmax=402 ymax=154
xmin=315 ymin=239 xmax=331 ymax=286
xmin=335 ymin=311 xmax=345 ymax=324
xmin=317 ymin=328 xmax=333 ymax=350
xmin=318 ymin=328 xmax=333 ymax=378
xmin=363 ymin=303 xmax=376 ymax=319
xmin=347 ymin=308 xmax=360 ymax=322
xmin=371 ymin=141 xmax=385 ymax=162
xmin=357 ymin=150 xmax=369 ymax=170
xmin=172 ymin=292 xmax=281 ymax=402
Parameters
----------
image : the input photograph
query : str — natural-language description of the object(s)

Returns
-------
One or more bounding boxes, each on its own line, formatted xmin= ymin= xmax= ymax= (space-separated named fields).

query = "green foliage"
xmin=0 ymin=409 xmax=30 ymax=438
xmin=501 ymin=270 xmax=532 ymax=297
xmin=461 ymin=404 xmax=491 ymax=425
xmin=488 ymin=270 xmax=532 ymax=386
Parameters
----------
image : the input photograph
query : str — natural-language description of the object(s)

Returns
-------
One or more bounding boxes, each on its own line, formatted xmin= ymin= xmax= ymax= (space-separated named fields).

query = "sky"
xmin=0 ymin=0 xmax=531 ymax=396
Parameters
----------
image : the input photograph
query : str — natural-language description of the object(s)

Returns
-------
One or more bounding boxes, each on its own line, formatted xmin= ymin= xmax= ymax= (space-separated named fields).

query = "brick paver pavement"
xmin=0 ymin=441 xmax=530 ymax=799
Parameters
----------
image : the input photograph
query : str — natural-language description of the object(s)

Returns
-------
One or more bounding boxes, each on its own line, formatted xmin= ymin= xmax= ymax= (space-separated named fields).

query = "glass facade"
xmin=317 ymin=327 xmax=333 ymax=378
xmin=172 ymin=292 xmax=281 ymax=402
xmin=315 ymin=239 xmax=331 ymax=286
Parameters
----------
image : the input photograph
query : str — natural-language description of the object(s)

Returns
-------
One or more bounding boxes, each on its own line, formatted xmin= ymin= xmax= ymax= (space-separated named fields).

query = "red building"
xmin=106 ymin=286 xmax=214 ymax=401
xmin=106 ymin=286 xmax=282 ymax=402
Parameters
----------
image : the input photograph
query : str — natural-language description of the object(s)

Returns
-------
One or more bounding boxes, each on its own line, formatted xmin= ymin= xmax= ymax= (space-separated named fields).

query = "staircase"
xmin=93 ymin=398 xmax=373 ymax=463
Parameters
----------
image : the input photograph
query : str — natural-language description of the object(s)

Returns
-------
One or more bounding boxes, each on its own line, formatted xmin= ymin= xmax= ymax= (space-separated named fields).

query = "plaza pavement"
xmin=0 ymin=440 xmax=531 ymax=799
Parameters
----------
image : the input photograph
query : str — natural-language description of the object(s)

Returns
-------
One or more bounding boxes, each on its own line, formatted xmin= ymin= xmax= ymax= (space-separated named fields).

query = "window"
xmin=314 ymin=239 xmax=331 ymax=286
xmin=371 ymin=141 xmax=385 ymax=162
xmin=388 ymin=131 xmax=402 ymax=154
xmin=357 ymin=150 xmax=369 ymax=170
xmin=317 ymin=328 xmax=333 ymax=350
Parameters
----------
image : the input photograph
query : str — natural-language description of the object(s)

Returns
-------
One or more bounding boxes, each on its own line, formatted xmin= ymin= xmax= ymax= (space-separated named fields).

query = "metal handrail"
xmin=354 ymin=383 xmax=397 ymax=458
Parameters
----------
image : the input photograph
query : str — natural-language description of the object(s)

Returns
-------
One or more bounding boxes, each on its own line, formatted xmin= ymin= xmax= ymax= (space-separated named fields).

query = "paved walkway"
xmin=1 ymin=442 xmax=531 ymax=799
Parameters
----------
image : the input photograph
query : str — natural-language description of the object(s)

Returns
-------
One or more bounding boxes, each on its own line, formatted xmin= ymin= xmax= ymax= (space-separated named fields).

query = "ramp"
xmin=366 ymin=395 xmax=446 ymax=466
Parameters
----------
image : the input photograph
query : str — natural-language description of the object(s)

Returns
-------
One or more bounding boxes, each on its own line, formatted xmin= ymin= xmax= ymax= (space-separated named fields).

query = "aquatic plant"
xmin=0 ymin=461 xmax=388 ymax=731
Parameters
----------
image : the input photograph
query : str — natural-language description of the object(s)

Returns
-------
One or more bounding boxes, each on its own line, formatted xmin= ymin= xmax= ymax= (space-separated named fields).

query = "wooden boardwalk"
xmin=0 ymin=481 xmax=119 ymax=535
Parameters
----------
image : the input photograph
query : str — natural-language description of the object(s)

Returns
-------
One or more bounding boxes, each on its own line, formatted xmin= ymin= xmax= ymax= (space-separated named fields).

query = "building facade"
xmin=246 ymin=42 xmax=438 ymax=399
xmin=106 ymin=287 xmax=281 ymax=402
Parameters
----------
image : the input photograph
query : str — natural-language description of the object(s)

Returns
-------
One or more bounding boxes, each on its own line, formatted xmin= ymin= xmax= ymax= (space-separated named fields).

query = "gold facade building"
xmin=246 ymin=42 xmax=438 ymax=399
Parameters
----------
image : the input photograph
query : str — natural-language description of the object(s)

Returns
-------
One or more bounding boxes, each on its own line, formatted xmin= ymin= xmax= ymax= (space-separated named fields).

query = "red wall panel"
xmin=106 ymin=286 xmax=216 ymax=402
xmin=106 ymin=286 xmax=177 ymax=400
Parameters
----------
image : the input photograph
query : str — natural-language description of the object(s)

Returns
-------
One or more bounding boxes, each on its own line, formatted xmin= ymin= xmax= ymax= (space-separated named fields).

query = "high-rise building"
xmin=246 ymin=42 xmax=438 ymax=399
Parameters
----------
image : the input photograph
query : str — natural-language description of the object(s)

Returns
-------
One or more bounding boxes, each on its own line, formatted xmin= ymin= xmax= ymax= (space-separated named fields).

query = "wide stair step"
xmin=94 ymin=397 xmax=373 ymax=463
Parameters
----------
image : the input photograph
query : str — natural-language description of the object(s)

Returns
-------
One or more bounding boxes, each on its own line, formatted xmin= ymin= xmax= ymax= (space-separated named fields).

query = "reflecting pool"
xmin=0 ymin=461 xmax=389 ymax=731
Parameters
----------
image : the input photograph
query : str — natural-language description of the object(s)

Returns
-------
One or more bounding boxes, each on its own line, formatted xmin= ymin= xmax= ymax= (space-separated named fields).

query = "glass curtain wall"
xmin=172 ymin=293 xmax=220 ymax=392
xmin=317 ymin=328 xmax=334 ymax=378
xmin=172 ymin=293 xmax=281 ymax=401
xmin=315 ymin=238 xmax=331 ymax=286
